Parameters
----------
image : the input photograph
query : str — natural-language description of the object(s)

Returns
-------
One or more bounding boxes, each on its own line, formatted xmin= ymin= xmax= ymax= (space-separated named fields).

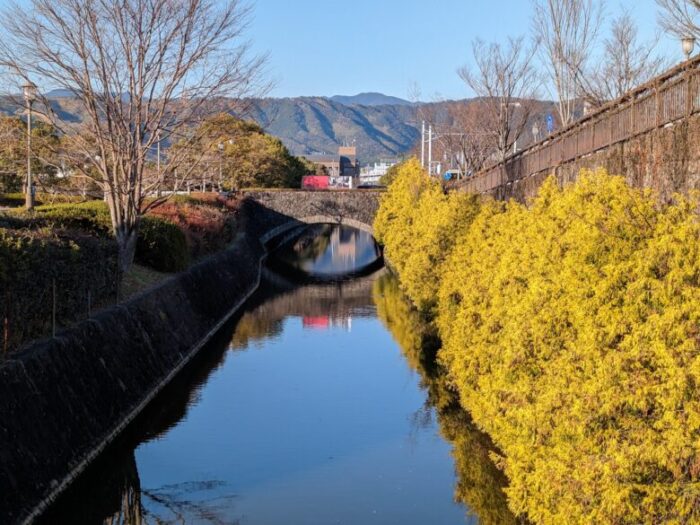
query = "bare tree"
xmin=458 ymin=37 xmax=540 ymax=161
xmin=419 ymin=100 xmax=496 ymax=177
xmin=657 ymin=0 xmax=700 ymax=38
xmin=533 ymin=0 xmax=604 ymax=126
xmin=0 ymin=0 xmax=267 ymax=272
xmin=577 ymin=11 xmax=667 ymax=107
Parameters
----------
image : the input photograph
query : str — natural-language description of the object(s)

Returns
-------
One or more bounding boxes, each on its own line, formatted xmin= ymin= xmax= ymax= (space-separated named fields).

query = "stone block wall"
xmin=0 ymin=229 xmax=266 ymax=524
xmin=242 ymin=190 xmax=382 ymax=241
xmin=482 ymin=113 xmax=700 ymax=203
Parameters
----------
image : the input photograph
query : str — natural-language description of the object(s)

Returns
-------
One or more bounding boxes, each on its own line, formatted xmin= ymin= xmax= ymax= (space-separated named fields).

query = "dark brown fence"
xmin=460 ymin=56 xmax=700 ymax=194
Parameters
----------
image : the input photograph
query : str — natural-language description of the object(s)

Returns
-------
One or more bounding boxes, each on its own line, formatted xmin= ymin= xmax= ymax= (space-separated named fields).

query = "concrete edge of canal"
xmin=0 ymin=223 xmax=268 ymax=524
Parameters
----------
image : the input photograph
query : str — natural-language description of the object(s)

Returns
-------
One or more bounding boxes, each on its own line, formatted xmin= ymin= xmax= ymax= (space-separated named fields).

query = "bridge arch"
xmin=242 ymin=190 xmax=382 ymax=245
xmin=259 ymin=216 xmax=374 ymax=244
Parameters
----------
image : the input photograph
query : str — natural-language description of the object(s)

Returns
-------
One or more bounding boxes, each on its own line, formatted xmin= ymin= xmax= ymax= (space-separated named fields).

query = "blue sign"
xmin=546 ymin=113 xmax=555 ymax=134
xmin=443 ymin=171 xmax=453 ymax=181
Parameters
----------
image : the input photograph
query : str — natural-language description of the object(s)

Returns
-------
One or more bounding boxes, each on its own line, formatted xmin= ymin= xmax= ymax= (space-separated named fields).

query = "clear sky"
xmin=249 ymin=0 xmax=680 ymax=101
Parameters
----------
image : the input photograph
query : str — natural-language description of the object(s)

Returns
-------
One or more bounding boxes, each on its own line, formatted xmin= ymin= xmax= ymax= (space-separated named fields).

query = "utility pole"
xmin=421 ymin=121 xmax=425 ymax=168
xmin=428 ymin=125 xmax=433 ymax=176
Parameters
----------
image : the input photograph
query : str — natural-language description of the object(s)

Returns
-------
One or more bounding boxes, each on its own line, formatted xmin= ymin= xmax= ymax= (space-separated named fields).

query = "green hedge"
xmin=30 ymin=201 xmax=112 ymax=235
xmin=0 ymin=193 xmax=26 ymax=207
xmin=0 ymin=201 xmax=190 ymax=352
xmin=0 ymin=192 xmax=89 ymax=208
xmin=0 ymin=228 xmax=119 ymax=352
xmin=18 ymin=201 xmax=189 ymax=272
xmin=135 ymin=217 xmax=189 ymax=272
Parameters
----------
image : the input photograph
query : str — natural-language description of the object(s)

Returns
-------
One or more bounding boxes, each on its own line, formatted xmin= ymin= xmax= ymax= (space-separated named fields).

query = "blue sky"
xmin=249 ymin=0 xmax=680 ymax=100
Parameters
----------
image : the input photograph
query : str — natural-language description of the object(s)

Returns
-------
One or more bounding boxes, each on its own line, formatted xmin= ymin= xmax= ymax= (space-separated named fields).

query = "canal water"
xmin=41 ymin=225 xmax=512 ymax=525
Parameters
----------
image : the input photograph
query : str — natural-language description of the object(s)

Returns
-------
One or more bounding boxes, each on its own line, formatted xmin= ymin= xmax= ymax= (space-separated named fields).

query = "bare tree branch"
xmin=576 ymin=10 xmax=667 ymax=108
xmin=533 ymin=0 xmax=604 ymax=126
xmin=657 ymin=0 xmax=700 ymax=38
xmin=0 ymin=0 xmax=268 ymax=271
xmin=458 ymin=37 xmax=540 ymax=161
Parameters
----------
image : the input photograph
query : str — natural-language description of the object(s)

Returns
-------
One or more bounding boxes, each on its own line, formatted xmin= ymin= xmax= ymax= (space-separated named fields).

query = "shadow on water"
xmin=39 ymin=225 xmax=518 ymax=525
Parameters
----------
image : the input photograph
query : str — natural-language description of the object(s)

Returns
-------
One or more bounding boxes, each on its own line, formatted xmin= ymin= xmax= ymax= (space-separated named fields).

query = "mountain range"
xmin=329 ymin=92 xmax=415 ymax=107
xmin=0 ymin=92 xmax=558 ymax=163
xmin=248 ymin=96 xmax=421 ymax=161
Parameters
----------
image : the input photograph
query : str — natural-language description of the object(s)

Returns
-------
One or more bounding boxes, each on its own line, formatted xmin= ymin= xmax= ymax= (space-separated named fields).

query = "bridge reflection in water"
xmin=39 ymin=225 xmax=509 ymax=525
xmin=271 ymin=223 xmax=383 ymax=279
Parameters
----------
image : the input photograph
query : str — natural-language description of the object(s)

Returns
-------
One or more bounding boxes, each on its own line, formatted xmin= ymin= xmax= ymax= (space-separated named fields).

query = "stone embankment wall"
xmin=480 ymin=114 xmax=700 ymax=203
xmin=0 ymin=213 xmax=267 ymax=524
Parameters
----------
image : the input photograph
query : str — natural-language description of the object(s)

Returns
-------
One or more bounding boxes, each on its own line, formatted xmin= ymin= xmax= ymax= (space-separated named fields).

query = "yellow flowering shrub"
xmin=376 ymin=166 xmax=700 ymax=523
xmin=374 ymin=158 xmax=480 ymax=312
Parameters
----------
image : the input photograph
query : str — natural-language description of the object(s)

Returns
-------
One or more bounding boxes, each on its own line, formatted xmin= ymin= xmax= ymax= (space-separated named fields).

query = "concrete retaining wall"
xmin=0 ymin=228 xmax=266 ymax=524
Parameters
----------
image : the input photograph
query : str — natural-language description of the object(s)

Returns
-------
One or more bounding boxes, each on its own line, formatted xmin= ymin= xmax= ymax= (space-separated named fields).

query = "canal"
xmin=40 ymin=225 xmax=514 ymax=524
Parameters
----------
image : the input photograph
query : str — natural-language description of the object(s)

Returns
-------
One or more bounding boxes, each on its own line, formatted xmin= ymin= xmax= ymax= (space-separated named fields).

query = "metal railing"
xmin=460 ymin=55 xmax=700 ymax=194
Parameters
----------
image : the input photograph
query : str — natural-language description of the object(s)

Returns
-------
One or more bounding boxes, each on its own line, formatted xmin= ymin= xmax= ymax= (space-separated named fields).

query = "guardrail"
xmin=461 ymin=55 xmax=700 ymax=194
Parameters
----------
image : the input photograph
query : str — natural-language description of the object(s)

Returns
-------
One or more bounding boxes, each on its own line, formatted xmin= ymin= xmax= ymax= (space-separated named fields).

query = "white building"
xmin=359 ymin=159 xmax=398 ymax=185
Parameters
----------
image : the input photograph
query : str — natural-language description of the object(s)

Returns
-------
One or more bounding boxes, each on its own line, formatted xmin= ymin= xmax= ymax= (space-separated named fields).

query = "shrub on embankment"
xmin=0 ymin=192 xmax=86 ymax=208
xmin=147 ymin=193 xmax=240 ymax=259
xmin=0 ymin=226 xmax=119 ymax=352
xmin=0 ymin=196 xmax=238 ymax=352
xmin=375 ymin=159 xmax=700 ymax=524
xmin=374 ymin=158 xmax=480 ymax=313
xmin=21 ymin=201 xmax=190 ymax=272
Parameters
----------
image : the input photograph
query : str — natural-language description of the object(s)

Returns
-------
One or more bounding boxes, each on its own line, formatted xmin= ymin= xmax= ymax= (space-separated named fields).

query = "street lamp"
xmin=218 ymin=142 xmax=224 ymax=192
xmin=682 ymin=36 xmax=696 ymax=60
xmin=23 ymin=82 xmax=37 ymax=210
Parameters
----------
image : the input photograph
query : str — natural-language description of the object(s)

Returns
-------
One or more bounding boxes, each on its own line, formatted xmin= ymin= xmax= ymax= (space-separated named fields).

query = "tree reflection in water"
xmin=372 ymin=272 xmax=526 ymax=525
xmin=42 ymin=267 xmax=507 ymax=525
xmin=37 ymin=450 xmax=144 ymax=525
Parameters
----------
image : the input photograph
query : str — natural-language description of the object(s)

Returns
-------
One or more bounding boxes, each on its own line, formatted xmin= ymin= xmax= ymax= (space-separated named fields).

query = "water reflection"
xmin=272 ymin=224 xmax=382 ymax=278
xmin=41 ymin=266 xmax=474 ymax=524
xmin=40 ymin=242 xmax=516 ymax=524
xmin=372 ymin=273 xmax=524 ymax=525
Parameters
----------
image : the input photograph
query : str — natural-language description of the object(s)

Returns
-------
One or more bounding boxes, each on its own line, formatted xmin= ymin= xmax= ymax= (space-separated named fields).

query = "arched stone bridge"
xmin=241 ymin=189 xmax=383 ymax=243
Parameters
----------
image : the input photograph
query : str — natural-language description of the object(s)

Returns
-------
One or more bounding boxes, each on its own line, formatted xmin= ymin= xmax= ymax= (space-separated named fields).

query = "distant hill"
xmin=330 ymin=92 xmax=414 ymax=107
xmin=45 ymin=89 xmax=76 ymax=98
xmin=0 ymin=91 xmax=559 ymax=164
xmin=248 ymin=97 xmax=420 ymax=162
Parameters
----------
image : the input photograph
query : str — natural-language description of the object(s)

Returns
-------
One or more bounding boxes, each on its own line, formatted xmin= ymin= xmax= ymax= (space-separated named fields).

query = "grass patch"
xmin=120 ymin=263 xmax=171 ymax=299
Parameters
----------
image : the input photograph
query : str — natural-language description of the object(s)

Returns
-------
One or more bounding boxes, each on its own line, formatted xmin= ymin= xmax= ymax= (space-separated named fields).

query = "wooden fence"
xmin=460 ymin=56 xmax=700 ymax=194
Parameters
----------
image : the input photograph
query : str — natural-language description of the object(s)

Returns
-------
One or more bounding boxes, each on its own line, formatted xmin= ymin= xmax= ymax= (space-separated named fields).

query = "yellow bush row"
xmin=374 ymin=158 xmax=700 ymax=524
xmin=374 ymin=159 xmax=480 ymax=313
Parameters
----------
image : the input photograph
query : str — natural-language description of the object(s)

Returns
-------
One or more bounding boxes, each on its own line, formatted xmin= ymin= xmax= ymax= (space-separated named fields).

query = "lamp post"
xmin=218 ymin=142 xmax=224 ymax=192
xmin=23 ymin=82 xmax=37 ymax=210
xmin=682 ymin=36 xmax=696 ymax=61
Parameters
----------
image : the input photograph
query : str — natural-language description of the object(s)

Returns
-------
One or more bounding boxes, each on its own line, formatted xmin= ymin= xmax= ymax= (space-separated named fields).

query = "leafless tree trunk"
xmin=576 ymin=11 xmax=666 ymax=107
xmin=0 ymin=0 xmax=267 ymax=273
xmin=533 ymin=0 xmax=604 ymax=126
xmin=458 ymin=37 xmax=540 ymax=161
xmin=657 ymin=0 xmax=700 ymax=38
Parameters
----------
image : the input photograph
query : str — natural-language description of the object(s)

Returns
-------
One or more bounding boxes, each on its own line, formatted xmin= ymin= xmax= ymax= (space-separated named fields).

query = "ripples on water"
xmin=40 ymin=225 xmax=511 ymax=525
